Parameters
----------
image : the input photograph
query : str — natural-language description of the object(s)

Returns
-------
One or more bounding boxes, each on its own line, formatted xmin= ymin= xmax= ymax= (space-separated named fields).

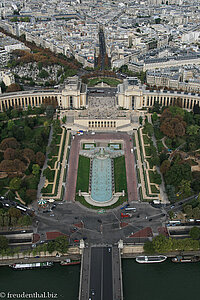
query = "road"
xmin=35 ymin=201 xmax=165 ymax=246
xmin=89 ymin=247 xmax=113 ymax=300
xmin=165 ymin=194 xmax=198 ymax=212
xmin=98 ymin=27 xmax=106 ymax=71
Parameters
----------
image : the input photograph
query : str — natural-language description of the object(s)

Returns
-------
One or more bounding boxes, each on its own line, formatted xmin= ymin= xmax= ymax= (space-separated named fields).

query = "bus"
xmin=16 ymin=205 xmax=27 ymax=212
xmin=167 ymin=220 xmax=181 ymax=226
xmin=125 ymin=207 xmax=136 ymax=212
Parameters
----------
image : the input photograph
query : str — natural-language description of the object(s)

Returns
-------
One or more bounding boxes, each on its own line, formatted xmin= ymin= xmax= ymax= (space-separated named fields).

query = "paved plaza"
xmin=64 ymin=132 xmax=138 ymax=204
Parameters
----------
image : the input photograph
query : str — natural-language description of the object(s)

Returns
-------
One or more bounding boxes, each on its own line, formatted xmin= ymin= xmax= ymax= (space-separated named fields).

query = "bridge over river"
xmin=79 ymin=245 xmax=123 ymax=300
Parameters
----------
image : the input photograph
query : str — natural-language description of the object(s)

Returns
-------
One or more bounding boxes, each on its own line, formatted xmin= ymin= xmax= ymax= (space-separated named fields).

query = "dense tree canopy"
xmin=164 ymin=162 xmax=192 ymax=187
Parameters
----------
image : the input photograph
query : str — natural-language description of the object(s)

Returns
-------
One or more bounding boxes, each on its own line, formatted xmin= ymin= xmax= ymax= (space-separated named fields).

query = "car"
xmin=149 ymin=218 xmax=152 ymax=221
xmin=108 ymin=248 xmax=111 ymax=252
xmin=82 ymin=237 xmax=87 ymax=240
xmin=35 ymin=256 xmax=40 ymax=258
xmin=91 ymin=289 xmax=95 ymax=296
xmin=137 ymin=214 xmax=140 ymax=218
xmin=178 ymin=202 xmax=183 ymax=205
xmin=21 ymin=230 xmax=26 ymax=233
xmin=161 ymin=213 xmax=166 ymax=217
xmin=74 ymin=239 xmax=79 ymax=243
xmin=91 ymin=132 xmax=95 ymax=135
xmin=50 ymin=214 xmax=54 ymax=217
xmin=170 ymin=205 xmax=175 ymax=209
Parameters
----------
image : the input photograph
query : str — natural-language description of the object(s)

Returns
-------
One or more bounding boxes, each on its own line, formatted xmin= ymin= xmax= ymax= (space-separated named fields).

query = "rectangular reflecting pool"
xmin=91 ymin=157 xmax=113 ymax=202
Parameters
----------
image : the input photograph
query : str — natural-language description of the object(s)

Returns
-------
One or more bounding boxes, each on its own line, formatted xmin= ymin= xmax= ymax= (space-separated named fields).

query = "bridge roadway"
xmin=79 ymin=245 xmax=123 ymax=300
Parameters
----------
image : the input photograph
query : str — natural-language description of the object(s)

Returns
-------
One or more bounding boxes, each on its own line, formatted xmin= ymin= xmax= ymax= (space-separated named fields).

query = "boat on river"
xmin=9 ymin=262 xmax=53 ymax=270
xmin=172 ymin=255 xmax=200 ymax=263
xmin=136 ymin=255 xmax=167 ymax=263
xmin=60 ymin=258 xmax=81 ymax=266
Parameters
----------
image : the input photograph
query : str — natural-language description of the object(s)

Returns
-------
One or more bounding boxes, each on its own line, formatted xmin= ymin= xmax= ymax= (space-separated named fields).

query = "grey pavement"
xmin=36 ymin=124 xmax=53 ymax=202
xmin=34 ymin=201 xmax=165 ymax=245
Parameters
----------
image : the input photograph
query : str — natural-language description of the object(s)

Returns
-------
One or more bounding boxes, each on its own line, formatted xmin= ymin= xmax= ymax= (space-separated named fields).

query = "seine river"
xmin=1 ymin=259 xmax=200 ymax=300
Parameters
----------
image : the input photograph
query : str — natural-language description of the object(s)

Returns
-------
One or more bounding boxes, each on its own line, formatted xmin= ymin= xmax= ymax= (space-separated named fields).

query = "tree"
xmin=18 ymin=215 xmax=32 ymax=226
xmin=165 ymin=162 xmax=192 ymax=187
xmin=9 ymin=177 xmax=22 ymax=190
xmin=7 ymin=120 xmax=15 ymax=131
xmin=0 ymin=159 xmax=26 ymax=174
xmin=8 ymin=207 xmax=21 ymax=218
xmin=0 ymin=137 xmax=19 ymax=150
xmin=179 ymin=179 xmax=191 ymax=197
xmin=189 ymin=227 xmax=200 ymax=240
xmin=184 ymin=205 xmax=193 ymax=218
xmin=152 ymin=235 xmax=173 ymax=253
xmin=62 ymin=116 xmax=67 ymax=124
xmin=143 ymin=241 xmax=155 ymax=253
xmin=55 ymin=236 xmax=68 ymax=254
xmin=143 ymin=122 xmax=154 ymax=136
xmin=32 ymin=164 xmax=40 ymax=176
xmin=6 ymin=83 xmax=21 ymax=93
xmin=46 ymin=105 xmax=54 ymax=119
xmin=4 ymin=148 xmax=18 ymax=160
xmin=0 ymin=81 xmax=6 ymax=93
xmin=0 ymin=236 xmax=8 ymax=250
xmin=151 ymin=101 xmax=161 ymax=113
xmin=160 ymin=107 xmax=186 ymax=138
xmin=11 ymin=109 xmax=20 ymax=118
xmin=193 ymin=104 xmax=200 ymax=115
xmin=160 ymin=160 xmax=171 ymax=174
xmin=193 ymin=207 xmax=200 ymax=220
xmin=26 ymin=189 xmax=37 ymax=203
xmin=166 ymin=185 xmax=176 ymax=202
xmin=174 ymin=122 xmax=185 ymax=137
xmin=186 ymin=125 xmax=200 ymax=136
xmin=47 ymin=241 xmax=56 ymax=253
xmin=38 ymin=69 xmax=49 ymax=78
xmin=35 ymin=152 xmax=45 ymax=167
xmin=152 ymin=112 xmax=158 ymax=123
xmin=23 ymin=148 xmax=35 ymax=162
xmin=24 ymin=126 xmax=33 ymax=139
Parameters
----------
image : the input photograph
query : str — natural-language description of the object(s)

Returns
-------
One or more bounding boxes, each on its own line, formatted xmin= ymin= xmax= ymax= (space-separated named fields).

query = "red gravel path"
xmin=129 ymin=227 xmax=153 ymax=238
xmin=46 ymin=231 xmax=67 ymax=240
xmin=65 ymin=132 xmax=138 ymax=203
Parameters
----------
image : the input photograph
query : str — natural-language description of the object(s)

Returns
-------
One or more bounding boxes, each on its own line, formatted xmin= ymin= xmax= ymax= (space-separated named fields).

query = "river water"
xmin=122 ymin=259 xmax=200 ymax=300
xmin=1 ymin=259 xmax=200 ymax=300
xmin=0 ymin=264 xmax=80 ymax=300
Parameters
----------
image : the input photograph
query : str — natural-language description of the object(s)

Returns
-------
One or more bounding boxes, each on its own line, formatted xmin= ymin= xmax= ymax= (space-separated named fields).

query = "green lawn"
xmin=143 ymin=135 xmax=151 ymax=145
xmin=47 ymin=157 xmax=58 ymax=169
xmin=157 ymin=140 xmax=165 ymax=153
xmin=145 ymin=146 xmax=151 ymax=156
xmin=41 ymin=184 xmax=53 ymax=194
xmin=114 ymin=156 xmax=127 ymax=192
xmin=147 ymin=158 xmax=154 ymax=169
xmin=76 ymin=156 xmax=90 ymax=192
xmin=75 ymin=195 xmax=126 ymax=209
xmin=88 ymin=77 xmax=121 ymax=87
xmin=150 ymin=185 xmax=159 ymax=193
